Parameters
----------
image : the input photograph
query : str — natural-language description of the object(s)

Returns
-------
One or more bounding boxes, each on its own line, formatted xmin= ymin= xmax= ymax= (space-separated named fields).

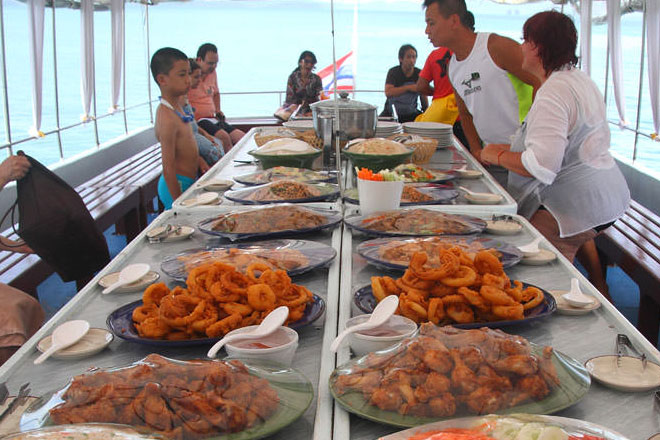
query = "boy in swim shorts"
xmin=151 ymin=47 xmax=207 ymax=209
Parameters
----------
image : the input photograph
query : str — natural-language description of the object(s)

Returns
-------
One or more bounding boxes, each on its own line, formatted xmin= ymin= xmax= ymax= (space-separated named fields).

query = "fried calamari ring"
xmin=246 ymin=263 xmax=272 ymax=282
xmin=409 ymin=251 xmax=460 ymax=281
xmin=209 ymin=282 xmax=242 ymax=303
xmin=286 ymin=304 xmax=306 ymax=324
xmin=505 ymin=280 xmax=524 ymax=302
xmin=395 ymin=278 xmax=430 ymax=300
xmin=247 ymin=284 xmax=277 ymax=311
xmin=429 ymin=284 xmax=456 ymax=298
xmin=427 ymin=298 xmax=445 ymax=325
xmin=521 ymin=286 xmax=544 ymax=310
xmin=142 ymin=283 xmax=170 ymax=307
xmin=400 ymin=297 xmax=428 ymax=323
xmin=474 ymin=250 xmax=504 ymax=275
xmin=492 ymin=303 xmax=524 ymax=320
xmin=205 ymin=313 xmax=243 ymax=338
xmin=221 ymin=301 xmax=254 ymax=316
xmin=445 ymin=302 xmax=475 ymax=323
xmin=189 ymin=302 xmax=219 ymax=333
xmin=241 ymin=311 xmax=262 ymax=327
xmin=457 ymin=286 xmax=490 ymax=313
xmin=132 ymin=303 xmax=158 ymax=323
xmin=380 ymin=276 xmax=401 ymax=295
xmin=482 ymin=273 xmax=510 ymax=290
xmin=440 ymin=265 xmax=477 ymax=287
xmin=159 ymin=295 xmax=206 ymax=328
xmin=260 ymin=269 xmax=292 ymax=295
xmin=221 ymin=271 xmax=251 ymax=295
xmin=480 ymin=285 xmax=516 ymax=306
xmin=278 ymin=284 xmax=311 ymax=307
xmin=135 ymin=316 xmax=170 ymax=339
xmin=401 ymin=270 xmax=435 ymax=290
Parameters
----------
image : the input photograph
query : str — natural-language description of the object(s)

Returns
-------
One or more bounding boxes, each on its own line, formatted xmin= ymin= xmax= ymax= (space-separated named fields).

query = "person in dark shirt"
xmin=382 ymin=44 xmax=428 ymax=123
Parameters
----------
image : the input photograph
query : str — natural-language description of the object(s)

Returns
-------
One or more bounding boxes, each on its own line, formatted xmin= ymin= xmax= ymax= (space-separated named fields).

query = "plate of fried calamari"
xmin=344 ymin=209 xmax=486 ymax=237
xmin=20 ymin=354 xmax=314 ymax=440
xmin=233 ymin=166 xmax=336 ymax=186
xmin=160 ymin=240 xmax=337 ymax=281
xmin=357 ymin=236 xmax=523 ymax=271
xmin=223 ymin=181 xmax=339 ymax=205
xmin=354 ymin=247 xmax=555 ymax=328
xmin=377 ymin=414 xmax=627 ymax=440
xmin=343 ymin=183 xmax=459 ymax=206
xmin=329 ymin=325 xmax=590 ymax=428
xmin=198 ymin=205 xmax=342 ymax=241
xmin=107 ymin=261 xmax=325 ymax=346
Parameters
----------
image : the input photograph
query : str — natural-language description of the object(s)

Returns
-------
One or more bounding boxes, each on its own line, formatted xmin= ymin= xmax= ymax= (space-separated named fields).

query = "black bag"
xmin=2 ymin=152 xmax=110 ymax=282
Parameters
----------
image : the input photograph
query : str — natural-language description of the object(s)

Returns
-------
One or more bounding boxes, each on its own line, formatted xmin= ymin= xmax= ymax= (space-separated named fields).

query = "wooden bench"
xmin=595 ymin=199 xmax=660 ymax=345
xmin=0 ymin=144 xmax=162 ymax=297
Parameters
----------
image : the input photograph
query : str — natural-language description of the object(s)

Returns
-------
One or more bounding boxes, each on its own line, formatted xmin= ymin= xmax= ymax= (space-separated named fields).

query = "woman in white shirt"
xmin=481 ymin=11 xmax=630 ymax=271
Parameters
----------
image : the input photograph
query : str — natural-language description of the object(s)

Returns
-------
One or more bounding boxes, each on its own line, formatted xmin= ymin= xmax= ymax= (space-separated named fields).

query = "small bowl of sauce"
xmin=346 ymin=314 xmax=417 ymax=357
xmin=224 ymin=325 xmax=298 ymax=366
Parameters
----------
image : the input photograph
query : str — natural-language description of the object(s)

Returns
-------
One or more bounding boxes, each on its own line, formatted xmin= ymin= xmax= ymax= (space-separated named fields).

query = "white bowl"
xmin=347 ymin=314 xmax=417 ymax=357
xmin=224 ymin=325 xmax=298 ymax=366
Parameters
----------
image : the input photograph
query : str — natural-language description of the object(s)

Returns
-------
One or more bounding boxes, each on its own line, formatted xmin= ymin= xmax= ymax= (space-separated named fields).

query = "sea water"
xmin=0 ymin=0 xmax=656 ymax=172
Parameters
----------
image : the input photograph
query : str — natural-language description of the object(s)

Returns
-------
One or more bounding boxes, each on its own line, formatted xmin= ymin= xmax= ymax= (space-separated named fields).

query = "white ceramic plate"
xmin=549 ymin=290 xmax=601 ymax=315
xmin=520 ymin=249 xmax=557 ymax=265
xmin=585 ymin=355 xmax=660 ymax=392
xmin=37 ymin=328 xmax=113 ymax=360
xmin=464 ymin=193 xmax=502 ymax=204
xmin=199 ymin=179 xmax=233 ymax=192
xmin=98 ymin=271 xmax=160 ymax=293
xmin=456 ymin=169 xmax=483 ymax=179
xmin=485 ymin=219 xmax=523 ymax=235
xmin=179 ymin=192 xmax=220 ymax=207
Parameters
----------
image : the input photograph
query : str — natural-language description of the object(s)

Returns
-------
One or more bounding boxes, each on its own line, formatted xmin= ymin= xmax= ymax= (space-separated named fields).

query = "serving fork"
xmin=0 ymin=382 xmax=31 ymax=422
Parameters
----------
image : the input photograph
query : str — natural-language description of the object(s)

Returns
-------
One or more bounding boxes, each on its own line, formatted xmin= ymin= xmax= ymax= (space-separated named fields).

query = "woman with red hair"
xmin=481 ymin=11 xmax=630 ymax=281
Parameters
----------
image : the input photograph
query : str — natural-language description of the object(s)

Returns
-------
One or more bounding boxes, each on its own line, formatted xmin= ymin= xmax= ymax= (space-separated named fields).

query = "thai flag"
xmin=318 ymin=51 xmax=355 ymax=94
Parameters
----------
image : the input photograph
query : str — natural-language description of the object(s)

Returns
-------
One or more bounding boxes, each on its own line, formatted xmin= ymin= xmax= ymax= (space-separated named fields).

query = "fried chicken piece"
xmin=130 ymin=383 xmax=176 ymax=432
xmin=458 ymin=346 xmax=486 ymax=371
xmin=449 ymin=349 xmax=480 ymax=394
xmin=333 ymin=370 xmax=383 ymax=395
xmin=509 ymin=374 xmax=550 ymax=406
xmin=461 ymin=385 xmax=505 ymax=414
xmin=475 ymin=364 xmax=512 ymax=391
xmin=539 ymin=346 xmax=560 ymax=387
xmin=369 ymin=385 xmax=403 ymax=412
xmin=428 ymin=393 xmax=457 ymax=417
xmin=490 ymin=354 xmax=539 ymax=376
xmin=413 ymin=372 xmax=451 ymax=402
xmin=423 ymin=349 xmax=454 ymax=374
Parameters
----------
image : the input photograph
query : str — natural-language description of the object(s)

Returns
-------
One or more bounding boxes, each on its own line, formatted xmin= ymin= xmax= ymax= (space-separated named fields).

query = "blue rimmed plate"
xmin=343 ymin=183 xmax=459 ymax=206
xmin=161 ymin=239 xmax=337 ymax=281
xmin=107 ymin=295 xmax=325 ymax=347
xmin=233 ymin=167 xmax=336 ymax=186
xmin=356 ymin=235 xmax=523 ymax=271
xmin=353 ymin=282 xmax=556 ymax=329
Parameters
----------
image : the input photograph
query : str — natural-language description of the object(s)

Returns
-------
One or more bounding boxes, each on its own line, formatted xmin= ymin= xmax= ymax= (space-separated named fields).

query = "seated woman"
xmin=383 ymin=44 xmax=428 ymax=123
xmin=481 ymin=11 xmax=630 ymax=268
xmin=276 ymin=51 xmax=323 ymax=120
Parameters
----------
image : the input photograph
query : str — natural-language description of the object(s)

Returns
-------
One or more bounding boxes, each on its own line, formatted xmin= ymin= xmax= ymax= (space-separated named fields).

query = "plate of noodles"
xmin=343 ymin=183 xmax=459 ymax=206
xmin=160 ymin=239 xmax=337 ymax=281
xmin=223 ymin=181 xmax=339 ymax=205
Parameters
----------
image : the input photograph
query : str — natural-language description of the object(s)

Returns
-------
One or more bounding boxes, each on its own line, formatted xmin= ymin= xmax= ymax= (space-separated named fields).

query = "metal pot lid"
xmin=311 ymin=92 xmax=376 ymax=111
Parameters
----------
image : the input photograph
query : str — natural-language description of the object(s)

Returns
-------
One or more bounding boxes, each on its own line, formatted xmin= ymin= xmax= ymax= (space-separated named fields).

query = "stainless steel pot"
xmin=311 ymin=92 xmax=377 ymax=142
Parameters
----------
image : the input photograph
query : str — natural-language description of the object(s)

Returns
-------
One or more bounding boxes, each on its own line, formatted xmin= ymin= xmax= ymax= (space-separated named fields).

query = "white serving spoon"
xmin=185 ymin=192 xmax=218 ymax=207
xmin=518 ymin=237 xmax=543 ymax=257
xmin=458 ymin=186 xmax=493 ymax=200
xmin=330 ymin=295 xmax=400 ymax=353
xmin=101 ymin=263 xmax=151 ymax=294
xmin=34 ymin=320 xmax=90 ymax=365
xmin=207 ymin=306 xmax=290 ymax=358
xmin=562 ymin=278 xmax=595 ymax=307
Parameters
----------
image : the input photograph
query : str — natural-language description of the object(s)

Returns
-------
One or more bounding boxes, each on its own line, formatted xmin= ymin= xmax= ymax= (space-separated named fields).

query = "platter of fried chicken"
xmin=329 ymin=325 xmax=590 ymax=427
xmin=20 ymin=354 xmax=313 ymax=440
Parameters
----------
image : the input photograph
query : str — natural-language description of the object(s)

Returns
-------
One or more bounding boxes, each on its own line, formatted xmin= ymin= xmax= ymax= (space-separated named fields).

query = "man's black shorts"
xmin=197 ymin=118 xmax=238 ymax=136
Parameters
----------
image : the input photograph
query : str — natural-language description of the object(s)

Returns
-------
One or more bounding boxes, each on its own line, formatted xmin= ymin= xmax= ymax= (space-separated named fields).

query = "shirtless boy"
xmin=150 ymin=47 xmax=204 ymax=209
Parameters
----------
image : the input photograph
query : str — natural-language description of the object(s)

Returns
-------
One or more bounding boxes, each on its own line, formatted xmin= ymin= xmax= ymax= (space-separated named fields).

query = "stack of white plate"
xmin=283 ymin=119 xmax=315 ymax=133
xmin=402 ymin=121 xmax=453 ymax=147
xmin=375 ymin=121 xmax=403 ymax=138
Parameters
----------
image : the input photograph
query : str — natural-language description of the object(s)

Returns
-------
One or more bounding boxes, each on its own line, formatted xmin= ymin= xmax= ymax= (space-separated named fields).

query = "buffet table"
xmin=0 ymin=128 xmax=659 ymax=440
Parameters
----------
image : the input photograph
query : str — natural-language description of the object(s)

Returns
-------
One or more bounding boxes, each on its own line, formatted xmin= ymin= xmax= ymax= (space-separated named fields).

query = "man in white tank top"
xmin=423 ymin=0 xmax=539 ymax=167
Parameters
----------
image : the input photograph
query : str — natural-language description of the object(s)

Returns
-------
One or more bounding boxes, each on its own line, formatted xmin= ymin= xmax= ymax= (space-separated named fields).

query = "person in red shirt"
xmin=415 ymin=47 xmax=457 ymax=125
xmin=188 ymin=43 xmax=245 ymax=152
